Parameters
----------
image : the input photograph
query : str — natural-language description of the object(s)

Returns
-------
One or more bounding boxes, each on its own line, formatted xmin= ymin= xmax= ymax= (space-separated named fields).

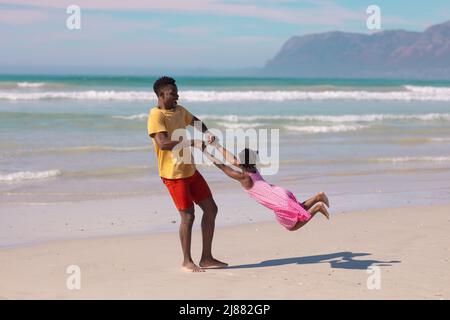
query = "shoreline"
xmin=2 ymin=180 xmax=450 ymax=249
xmin=1 ymin=203 xmax=449 ymax=299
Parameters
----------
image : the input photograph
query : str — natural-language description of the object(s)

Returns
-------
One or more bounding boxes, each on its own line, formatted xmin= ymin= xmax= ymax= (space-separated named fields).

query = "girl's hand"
xmin=205 ymin=131 xmax=217 ymax=144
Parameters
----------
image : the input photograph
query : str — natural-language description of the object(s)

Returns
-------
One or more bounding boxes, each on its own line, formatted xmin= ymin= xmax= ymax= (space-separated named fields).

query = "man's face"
xmin=160 ymin=84 xmax=179 ymax=108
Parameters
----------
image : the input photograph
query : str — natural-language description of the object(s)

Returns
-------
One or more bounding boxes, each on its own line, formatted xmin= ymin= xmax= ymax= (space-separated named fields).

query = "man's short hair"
xmin=153 ymin=76 xmax=176 ymax=97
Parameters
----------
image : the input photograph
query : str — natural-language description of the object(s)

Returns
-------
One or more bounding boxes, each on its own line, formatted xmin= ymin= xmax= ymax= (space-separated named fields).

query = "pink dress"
xmin=244 ymin=170 xmax=311 ymax=230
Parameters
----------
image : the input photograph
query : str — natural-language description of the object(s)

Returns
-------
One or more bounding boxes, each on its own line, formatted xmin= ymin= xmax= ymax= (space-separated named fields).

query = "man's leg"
xmin=179 ymin=206 xmax=204 ymax=272
xmin=197 ymin=197 xmax=228 ymax=268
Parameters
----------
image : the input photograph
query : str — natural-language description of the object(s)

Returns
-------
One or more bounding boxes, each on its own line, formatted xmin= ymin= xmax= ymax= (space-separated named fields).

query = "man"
xmin=148 ymin=76 xmax=227 ymax=272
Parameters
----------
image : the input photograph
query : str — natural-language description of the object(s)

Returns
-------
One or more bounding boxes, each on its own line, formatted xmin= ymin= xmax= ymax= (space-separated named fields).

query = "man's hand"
xmin=191 ymin=139 xmax=207 ymax=152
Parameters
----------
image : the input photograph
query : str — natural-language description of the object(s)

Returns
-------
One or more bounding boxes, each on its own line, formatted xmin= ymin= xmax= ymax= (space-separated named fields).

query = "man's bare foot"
xmin=199 ymin=257 xmax=228 ymax=268
xmin=182 ymin=261 xmax=205 ymax=272
xmin=318 ymin=192 xmax=330 ymax=208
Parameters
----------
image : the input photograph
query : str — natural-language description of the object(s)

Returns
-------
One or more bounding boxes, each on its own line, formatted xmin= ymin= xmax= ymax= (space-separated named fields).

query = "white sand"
xmin=1 ymin=202 xmax=449 ymax=299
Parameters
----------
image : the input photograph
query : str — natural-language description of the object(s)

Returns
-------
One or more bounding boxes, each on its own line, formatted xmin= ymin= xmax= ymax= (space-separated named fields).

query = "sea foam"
xmin=2 ymin=86 xmax=450 ymax=101
xmin=0 ymin=170 xmax=62 ymax=183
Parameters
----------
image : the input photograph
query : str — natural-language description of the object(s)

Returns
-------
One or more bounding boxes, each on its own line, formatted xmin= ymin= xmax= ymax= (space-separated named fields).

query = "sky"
xmin=1 ymin=0 xmax=449 ymax=74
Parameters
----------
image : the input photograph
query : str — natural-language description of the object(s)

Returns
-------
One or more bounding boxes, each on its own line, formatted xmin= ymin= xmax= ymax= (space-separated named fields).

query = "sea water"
xmin=1 ymin=75 xmax=450 ymax=212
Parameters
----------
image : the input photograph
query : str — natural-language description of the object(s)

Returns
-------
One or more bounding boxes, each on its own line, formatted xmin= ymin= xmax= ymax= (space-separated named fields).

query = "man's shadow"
xmin=225 ymin=252 xmax=400 ymax=270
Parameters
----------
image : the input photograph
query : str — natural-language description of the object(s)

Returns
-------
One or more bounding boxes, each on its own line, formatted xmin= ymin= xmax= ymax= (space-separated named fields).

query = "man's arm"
xmin=151 ymin=132 xmax=179 ymax=151
xmin=151 ymin=132 xmax=204 ymax=151
xmin=189 ymin=115 xmax=238 ymax=165
xmin=190 ymin=115 xmax=209 ymax=133
xmin=190 ymin=115 xmax=216 ymax=144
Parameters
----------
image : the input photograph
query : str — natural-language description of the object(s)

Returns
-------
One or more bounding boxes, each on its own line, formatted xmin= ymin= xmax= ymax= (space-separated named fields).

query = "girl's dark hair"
xmin=238 ymin=148 xmax=258 ymax=169
xmin=153 ymin=76 xmax=176 ymax=96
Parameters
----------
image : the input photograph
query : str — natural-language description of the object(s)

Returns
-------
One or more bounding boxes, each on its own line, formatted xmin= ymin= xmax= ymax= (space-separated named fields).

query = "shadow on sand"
xmin=224 ymin=252 xmax=401 ymax=270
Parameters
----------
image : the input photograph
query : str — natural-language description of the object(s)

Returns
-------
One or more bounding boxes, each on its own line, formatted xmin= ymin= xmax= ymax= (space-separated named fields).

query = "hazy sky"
xmin=1 ymin=0 xmax=449 ymax=74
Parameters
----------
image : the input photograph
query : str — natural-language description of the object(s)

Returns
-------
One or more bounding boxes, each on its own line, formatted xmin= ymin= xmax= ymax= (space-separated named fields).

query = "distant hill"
xmin=262 ymin=20 xmax=450 ymax=79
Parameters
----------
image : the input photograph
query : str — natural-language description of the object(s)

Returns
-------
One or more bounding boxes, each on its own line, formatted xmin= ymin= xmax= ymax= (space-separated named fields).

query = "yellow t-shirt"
xmin=147 ymin=105 xmax=196 ymax=179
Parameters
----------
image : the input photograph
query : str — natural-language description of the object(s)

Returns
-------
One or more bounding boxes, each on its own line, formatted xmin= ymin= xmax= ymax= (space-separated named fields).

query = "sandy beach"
xmin=1 ymin=197 xmax=449 ymax=300
xmin=2 ymin=0 xmax=450 ymax=303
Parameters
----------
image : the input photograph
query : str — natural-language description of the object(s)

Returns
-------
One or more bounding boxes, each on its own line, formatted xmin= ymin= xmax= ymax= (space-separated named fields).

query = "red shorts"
xmin=161 ymin=170 xmax=212 ymax=211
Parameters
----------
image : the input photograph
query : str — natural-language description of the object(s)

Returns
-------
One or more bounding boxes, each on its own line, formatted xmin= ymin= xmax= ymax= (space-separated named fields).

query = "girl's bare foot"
xmin=199 ymin=257 xmax=228 ymax=268
xmin=314 ymin=202 xmax=330 ymax=219
xmin=182 ymin=261 xmax=205 ymax=272
xmin=318 ymin=192 xmax=330 ymax=208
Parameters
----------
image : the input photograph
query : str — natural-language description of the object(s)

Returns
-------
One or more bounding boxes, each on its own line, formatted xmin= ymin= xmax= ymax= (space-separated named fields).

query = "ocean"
xmin=1 ymin=75 xmax=450 ymax=212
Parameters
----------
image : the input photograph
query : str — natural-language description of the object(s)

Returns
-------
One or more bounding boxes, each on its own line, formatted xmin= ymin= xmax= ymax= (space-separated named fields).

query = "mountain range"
xmin=262 ymin=20 xmax=450 ymax=79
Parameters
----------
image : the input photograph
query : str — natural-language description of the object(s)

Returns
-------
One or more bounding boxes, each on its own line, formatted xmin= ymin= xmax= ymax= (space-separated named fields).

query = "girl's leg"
xmin=289 ymin=202 xmax=330 ymax=231
xmin=301 ymin=191 xmax=329 ymax=210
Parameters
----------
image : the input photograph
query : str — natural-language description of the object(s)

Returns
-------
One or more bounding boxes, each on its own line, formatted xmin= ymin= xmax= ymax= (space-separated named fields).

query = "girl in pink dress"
xmin=204 ymin=146 xmax=330 ymax=231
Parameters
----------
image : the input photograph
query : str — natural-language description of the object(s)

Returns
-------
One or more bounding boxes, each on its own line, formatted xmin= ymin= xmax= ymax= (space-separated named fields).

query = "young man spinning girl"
xmin=148 ymin=76 xmax=227 ymax=272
